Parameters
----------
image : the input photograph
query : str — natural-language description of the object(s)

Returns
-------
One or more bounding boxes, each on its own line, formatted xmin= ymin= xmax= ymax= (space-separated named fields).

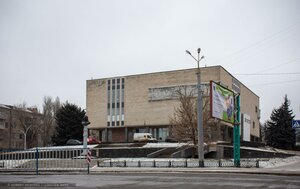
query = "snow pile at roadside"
xmin=29 ymin=144 xmax=98 ymax=151
xmin=101 ymin=158 xmax=190 ymax=162
xmin=259 ymin=156 xmax=300 ymax=168
xmin=142 ymin=142 xmax=188 ymax=148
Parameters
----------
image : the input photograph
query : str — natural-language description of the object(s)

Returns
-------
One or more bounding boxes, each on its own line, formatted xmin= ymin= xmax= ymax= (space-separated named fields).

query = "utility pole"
xmin=186 ymin=48 xmax=205 ymax=166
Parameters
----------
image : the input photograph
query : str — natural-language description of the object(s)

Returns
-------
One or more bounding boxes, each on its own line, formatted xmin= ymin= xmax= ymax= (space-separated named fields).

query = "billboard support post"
xmin=234 ymin=95 xmax=240 ymax=167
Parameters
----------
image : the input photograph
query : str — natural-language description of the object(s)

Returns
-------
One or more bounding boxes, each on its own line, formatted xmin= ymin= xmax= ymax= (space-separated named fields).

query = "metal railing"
xmin=1 ymin=148 xmax=262 ymax=173
xmin=0 ymin=148 xmax=94 ymax=173
xmin=97 ymin=159 xmax=260 ymax=168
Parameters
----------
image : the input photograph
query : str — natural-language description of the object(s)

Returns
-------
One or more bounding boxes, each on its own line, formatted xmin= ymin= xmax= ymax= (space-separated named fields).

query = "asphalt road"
xmin=0 ymin=173 xmax=300 ymax=189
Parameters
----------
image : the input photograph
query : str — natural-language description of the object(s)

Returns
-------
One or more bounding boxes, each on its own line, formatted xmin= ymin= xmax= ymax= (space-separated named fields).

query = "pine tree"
xmin=52 ymin=102 xmax=86 ymax=146
xmin=265 ymin=95 xmax=295 ymax=149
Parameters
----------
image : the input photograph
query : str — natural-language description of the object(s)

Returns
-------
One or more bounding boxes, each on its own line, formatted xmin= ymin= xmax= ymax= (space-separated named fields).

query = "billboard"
xmin=210 ymin=81 xmax=235 ymax=124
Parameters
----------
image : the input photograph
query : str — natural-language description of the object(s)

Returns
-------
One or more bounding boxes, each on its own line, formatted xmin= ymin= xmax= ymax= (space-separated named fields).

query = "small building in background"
xmin=0 ymin=104 xmax=42 ymax=150
xmin=86 ymin=66 xmax=260 ymax=143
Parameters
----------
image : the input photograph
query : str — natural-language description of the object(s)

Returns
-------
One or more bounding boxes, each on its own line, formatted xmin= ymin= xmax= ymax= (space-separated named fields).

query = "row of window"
xmin=107 ymin=78 xmax=125 ymax=127
xmin=107 ymin=121 xmax=124 ymax=127
xmin=107 ymin=102 xmax=124 ymax=109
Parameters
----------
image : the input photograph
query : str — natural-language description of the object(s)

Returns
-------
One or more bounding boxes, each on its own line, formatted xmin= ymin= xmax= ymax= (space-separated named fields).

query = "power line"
xmin=235 ymin=72 xmax=300 ymax=76
xmin=254 ymin=58 xmax=300 ymax=74
xmin=249 ymin=79 xmax=300 ymax=87
xmin=214 ymin=21 xmax=300 ymax=67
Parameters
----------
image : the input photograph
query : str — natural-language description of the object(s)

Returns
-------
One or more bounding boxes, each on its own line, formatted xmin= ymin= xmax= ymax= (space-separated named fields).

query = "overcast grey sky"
xmin=0 ymin=0 xmax=299 ymax=123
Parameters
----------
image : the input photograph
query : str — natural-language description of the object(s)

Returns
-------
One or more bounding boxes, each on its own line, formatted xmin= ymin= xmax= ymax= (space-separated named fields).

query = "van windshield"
xmin=147 ymin=135 xmax=151 ymax=139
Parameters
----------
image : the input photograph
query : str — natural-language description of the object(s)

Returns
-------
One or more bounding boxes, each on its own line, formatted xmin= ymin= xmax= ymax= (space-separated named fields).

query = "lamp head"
xmin=185 ymin=50 xmax=191 ymax=55
xmin=197 ymin=48 xmax=201 ymax=54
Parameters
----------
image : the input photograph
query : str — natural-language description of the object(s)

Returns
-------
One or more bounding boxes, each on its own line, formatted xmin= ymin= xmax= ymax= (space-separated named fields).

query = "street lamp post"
xmin=82 ymin=115 xmax=90 ymax=155
xmin=186 ymin=48 xmax=204 ymax=166
xmin=20 ymin=125 xmax=33 ymax=150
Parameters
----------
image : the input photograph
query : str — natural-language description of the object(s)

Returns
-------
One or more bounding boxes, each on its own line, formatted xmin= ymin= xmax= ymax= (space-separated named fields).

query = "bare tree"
xmin=169 ymin=88 xmax=216 ymax=145
xmin=40 ymin=96 xmax=54 ymax=146
xmin=40 ymin=96 xmax=61 ymax=146
xmin=169 ymin=88 xmax=197 ymax=144
xmin=13 ymin=102 xmax=40 ymax=149
xmin=202 ymin=97 xmax=218 ymax=143
xmin=52 ymin=97 xmax=61 ymax=116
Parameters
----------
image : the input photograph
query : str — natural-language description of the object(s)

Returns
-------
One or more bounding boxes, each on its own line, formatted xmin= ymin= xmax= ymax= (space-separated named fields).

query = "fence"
xmin=97 ymin=159 xmax=260 ymax=168
xmin=0 ymin=148 xmax=95 ymax=173
xmin=1 ymin=148 xmax=262 ymax=173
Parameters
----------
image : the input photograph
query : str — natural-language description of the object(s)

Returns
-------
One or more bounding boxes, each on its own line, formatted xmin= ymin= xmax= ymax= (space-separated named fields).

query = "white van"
xmin=133 ymin=133 xmax=157 ymax=143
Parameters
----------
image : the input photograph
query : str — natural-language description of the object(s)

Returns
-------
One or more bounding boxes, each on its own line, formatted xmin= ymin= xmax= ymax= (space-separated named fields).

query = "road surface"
xmin=0 ymin=172 xmax=300 ymax=189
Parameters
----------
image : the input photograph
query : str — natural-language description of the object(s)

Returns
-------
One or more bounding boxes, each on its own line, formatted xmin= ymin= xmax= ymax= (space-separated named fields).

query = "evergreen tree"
xmin=52 ymin=102 xmax=86 ymax=146
xmin=265 ymin=95 xmax=295 ymax=149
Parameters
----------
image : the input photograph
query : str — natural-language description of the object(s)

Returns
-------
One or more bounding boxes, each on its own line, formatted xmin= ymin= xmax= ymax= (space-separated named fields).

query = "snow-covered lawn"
xmin=29 ymin=144 xmax=98 ymax=151
xmin=143 ymin=142 xmax=188 ymax=148
xmin=259 ymin=156 xmax=300 ymax=168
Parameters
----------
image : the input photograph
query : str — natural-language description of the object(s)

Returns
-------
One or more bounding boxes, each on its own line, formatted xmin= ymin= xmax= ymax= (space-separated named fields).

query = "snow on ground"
xmin=101 ymin=158 xmax=191 ymax=162
xmin=29 ymin=145 xmax=98 ymax=151
xmin=259 ymin=156 xmax=300 ymax=168
xmin=0 ymin=160 xmax=30 ymax=169
xmin=142 ymin=142 xmax=188 ymax=148
xmin=100 ymin=142 xmax=189 ymax=149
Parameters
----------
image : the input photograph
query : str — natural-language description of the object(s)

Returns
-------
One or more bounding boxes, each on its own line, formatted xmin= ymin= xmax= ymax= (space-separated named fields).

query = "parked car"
xmin=87 ymin=137 xmax=101 ymax=144
xmin=133 ymin=133 xmax=157 ymax=143
xmin=66 ymin=139 xmax=82 ymax=145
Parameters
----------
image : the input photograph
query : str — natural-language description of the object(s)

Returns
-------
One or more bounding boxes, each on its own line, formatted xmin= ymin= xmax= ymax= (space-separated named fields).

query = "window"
xmin=117 ymin=78 xmax=120 ymax=89
xmin=0 ymin=121 xmax=4 ymax=129
xmin=19 ymin=134 xmax=23 ymax=139
xmin=117 ymin=89 xmax=120 ymax=102
xmin=253 ymin=121 xmax=255 ymax=129
xmin=122 ymin=78 xmax=125 ymax=89
xmin=255 ymin=106 xmax=258 ymax=113
xmin=107 ymin=80 xmax=111 ymax=117
xmin=112 ymin=90 xmax=115 ymax=102
xmin=107 ymin=80 xmax=111 ymax=90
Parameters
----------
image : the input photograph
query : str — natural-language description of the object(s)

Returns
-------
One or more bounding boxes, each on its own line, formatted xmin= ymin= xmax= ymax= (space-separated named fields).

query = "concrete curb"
xmin=1 ymin=168 xmax=299 ymax=176
xmin=90 ymin=167 xmax=300 ymax=176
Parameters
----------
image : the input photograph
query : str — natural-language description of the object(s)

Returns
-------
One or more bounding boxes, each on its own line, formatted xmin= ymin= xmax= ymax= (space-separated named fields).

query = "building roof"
xmin=0 ymin=104 xmax=40 ymax=114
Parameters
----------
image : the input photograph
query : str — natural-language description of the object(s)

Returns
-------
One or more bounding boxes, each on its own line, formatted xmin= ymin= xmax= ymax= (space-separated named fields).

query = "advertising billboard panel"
xmin=210 ymin=81 xmax=235 ymax=124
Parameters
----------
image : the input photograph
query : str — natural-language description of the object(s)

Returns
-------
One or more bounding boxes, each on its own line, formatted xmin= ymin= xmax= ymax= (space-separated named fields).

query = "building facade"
xmin=0 ymin=104 xmax=42 ymax=150
xmin=86 ymin=66 xmax=260 ymax=143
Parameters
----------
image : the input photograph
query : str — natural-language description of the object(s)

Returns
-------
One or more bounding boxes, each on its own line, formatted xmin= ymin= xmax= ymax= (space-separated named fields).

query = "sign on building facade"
xmin=242 ymin=114 xmax=251 ymax=141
